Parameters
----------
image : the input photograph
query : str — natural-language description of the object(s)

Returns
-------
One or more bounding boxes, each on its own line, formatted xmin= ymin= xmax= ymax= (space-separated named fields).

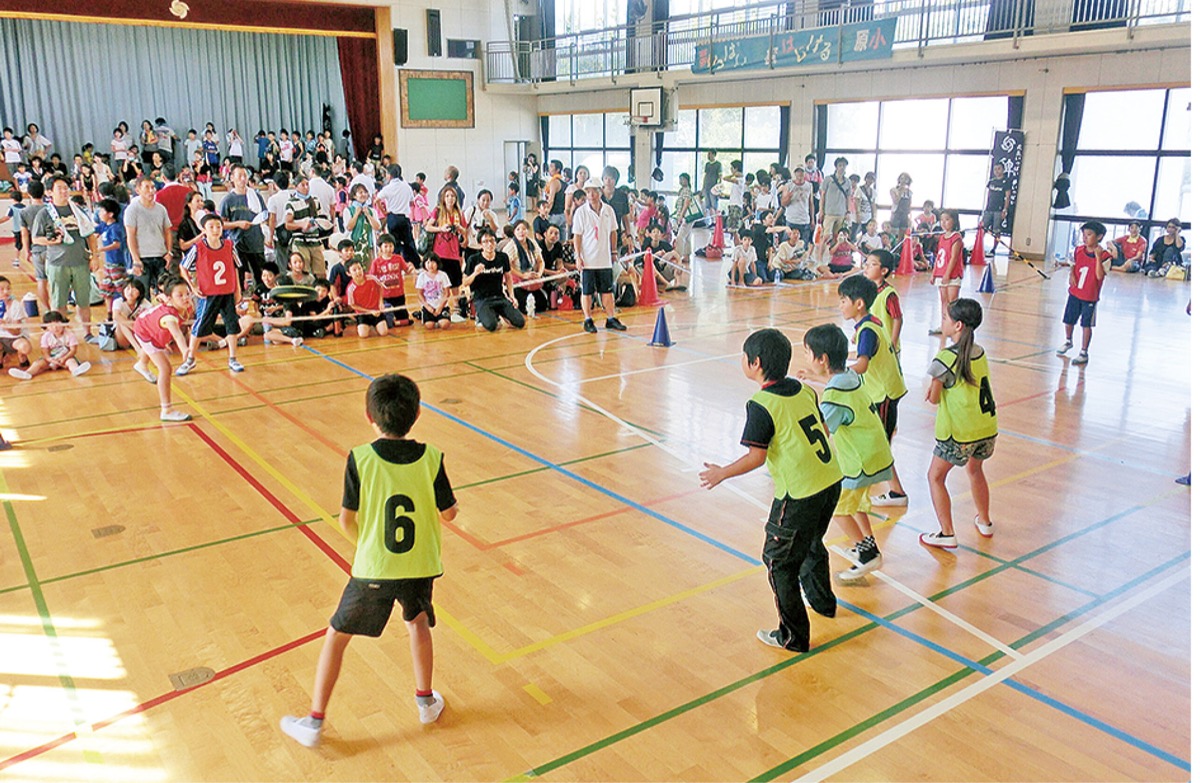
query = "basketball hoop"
xmin=632 ymin=115 xmax=650 ymax=127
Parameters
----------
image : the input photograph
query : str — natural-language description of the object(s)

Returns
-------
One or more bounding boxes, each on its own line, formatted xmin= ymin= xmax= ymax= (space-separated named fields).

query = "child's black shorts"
xmin=330 ymin=576 xmax=438 ymax=637
xmin=356 ymin=313 xmax=383 ymax=327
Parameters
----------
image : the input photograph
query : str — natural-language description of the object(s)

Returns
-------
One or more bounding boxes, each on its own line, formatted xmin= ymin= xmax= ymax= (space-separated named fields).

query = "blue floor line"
xmin=840 ymin=595 xmax=1189 ymax=772
xmin=303 ymin=345 xmax=760 ymax=566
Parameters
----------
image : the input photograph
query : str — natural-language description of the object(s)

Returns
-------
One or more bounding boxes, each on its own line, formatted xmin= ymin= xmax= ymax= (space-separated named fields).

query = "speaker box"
xmin=393 ymin=28 xmax=408 ymax=66
xmin=426 ymin=9 xmax=442 ymax=57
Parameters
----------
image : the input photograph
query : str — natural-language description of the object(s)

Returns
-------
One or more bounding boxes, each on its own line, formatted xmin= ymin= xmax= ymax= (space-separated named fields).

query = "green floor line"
xmin=0 ymin=517 xmax=325 ymax=598
xmin=0 ymin=468 xmax=90 ymax=733
xmin=753 ymin=551 xmax=1189 ymax=781
xmin=891 ymin=519 xmax=1100 ymax=598
xmin=504 ymin=490 xmax=1183 ymax=780
xmin=456 ymin=442 xmax=654 ymax=491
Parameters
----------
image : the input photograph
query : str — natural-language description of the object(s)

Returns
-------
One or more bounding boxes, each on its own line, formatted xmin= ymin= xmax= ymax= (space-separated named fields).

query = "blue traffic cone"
xmin=649 ymin=306 xmax=674 ymax=347
xmin=977 ymin=263 xmax=996 ymax=294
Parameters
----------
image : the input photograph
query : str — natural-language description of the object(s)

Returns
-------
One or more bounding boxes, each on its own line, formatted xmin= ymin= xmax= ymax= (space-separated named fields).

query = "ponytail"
xmin=947 ymin=298 xmax=983 ymax=386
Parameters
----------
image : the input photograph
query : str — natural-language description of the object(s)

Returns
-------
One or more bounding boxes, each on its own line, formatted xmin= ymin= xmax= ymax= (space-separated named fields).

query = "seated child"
xmin=827 ymin=228 xmax=858 ymax=275
xmin=10 ymin=311 xmax=91 ymax=380
xmin=345 ymin=258 xmax=389 ymax=338
xmin=415 ymin=257 xmax=452 ymax=329
xmin=0 ymin=276 xmax=32 ymax=371
xmin=730 ymin=230 xmax=763 ymax=287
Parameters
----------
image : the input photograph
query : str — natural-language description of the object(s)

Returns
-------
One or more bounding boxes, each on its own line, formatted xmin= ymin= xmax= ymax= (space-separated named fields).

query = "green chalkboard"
xmin=400 ymin=70 xmax=475 ymax=128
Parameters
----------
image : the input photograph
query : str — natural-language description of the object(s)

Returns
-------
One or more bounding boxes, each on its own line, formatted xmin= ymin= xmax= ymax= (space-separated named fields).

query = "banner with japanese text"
xmin=989 ymin=129 xmax=1024 ymax=236
xmin=692 ymin=17 xmax=897 ymax=74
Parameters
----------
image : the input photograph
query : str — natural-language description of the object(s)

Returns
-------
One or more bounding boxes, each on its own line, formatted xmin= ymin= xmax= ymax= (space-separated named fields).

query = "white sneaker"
xmin=1055 ymin=341 xmax=1073 ymax=356
xmin=160 ymin=409 xmax=191 ymax=422
xmin=134 ymin=364 xmax=158 ymax=384
xmin=70 ymin=361 xmax=91 ymax=377
xmin=756 ymin=629 xmax=786 ymax=649
xmin=8 ymin=368 xmax=32 ymax=380
xmin=417 ymin=691 xmax=445 ymax=724
xmin=919 ymin=531 xmax=958 ymax=549
xmin=872 ymin=492 xmax=909 ymax=507
xmin=175 ymin=356 xmax=196 ymax=376
xmin=449 ymin=312 xmax=466 ymax=324
xmin=279 ymin=715 xmax=321 ymax=747
xmin=974 ymin=515 xmax=994 ymax=538
xmin=291 ymin=336 xmax=305 ymax=347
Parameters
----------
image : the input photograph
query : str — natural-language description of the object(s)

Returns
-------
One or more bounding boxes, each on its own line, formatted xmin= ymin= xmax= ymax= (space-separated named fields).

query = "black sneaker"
xmin=583 ymin=318 xmax=597 ymax=334
xmin=605 ymin=317 xmax=627 ymax=331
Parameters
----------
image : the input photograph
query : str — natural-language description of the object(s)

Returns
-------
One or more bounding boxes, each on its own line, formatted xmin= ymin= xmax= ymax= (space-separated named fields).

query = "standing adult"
xmin=544 ymin=159 xmax=566 ymax=232
xmin=443 ymin=166 xmax=465 ymax=210
xmin=818 ymin=157 xmax=852 ymax=257
xmin=377 ymin=164 xmax=420 ymax=266
xmin=284 ymin=177 xmax=328 ymax=276
xmin=31 ymin=176 xmax=97 ymax=330
xmin=227 ymin=129 xmax=245 ymax=166
xmin=125 ymin=176 xmax=172 ymax=292
xmin=780 ymin=166 xmax=814 ymax=245
xmin=348 ymin=161 xmax=375 ymax=198
xmin=601 ymin=166 xmax=633 ymax=252
xmin=980 ymin=163 xmax=1012 ymax=256
xmin=266 ymin=170 xmax=294 ymax=270
xmin=523 ymin=152 xmax=542 ymax=212
xmin=308 ymin=166 xmax=336 ymax=220
xmin=154 ymin=117 xmax=178 ymax=165
xmin=889 ymin=172 xmax=913 ymax=236
xmin=23 ymin=123 xmax=52 ymax=161
xmin=139 ymin=120 xmax=158 ymax=167
xmin=219 ymin=164 xmax=269 ymax=290
xmin=802 ymin=154 xmax=823 ymax=217
xmin=572 ymin=177 xmax=627 ymax=334
xmin=155 ymin=165 xmax=192 ymax=268
xmin=701 ymin=150 xmax=722 ymax=218
xmin=857 ymin=171 xmax=877 ymax=230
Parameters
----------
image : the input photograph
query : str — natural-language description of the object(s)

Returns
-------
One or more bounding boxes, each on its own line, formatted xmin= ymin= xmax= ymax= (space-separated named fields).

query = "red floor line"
xmin=185 ymin=423 xmax=350 ymax=573
xmin=226 ymin=374 xmax=347 ymax=456
xmin=0 ymin=629 xmax=326 ymax=771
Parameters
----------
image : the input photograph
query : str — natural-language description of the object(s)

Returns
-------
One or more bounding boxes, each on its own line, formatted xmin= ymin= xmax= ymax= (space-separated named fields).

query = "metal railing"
xmin=487 ymin=0 xmax=1189 ymax=83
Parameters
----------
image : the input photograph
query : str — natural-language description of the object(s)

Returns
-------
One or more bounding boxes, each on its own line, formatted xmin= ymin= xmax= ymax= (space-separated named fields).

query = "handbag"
xmin=417 ymin=227 xmax=432 ymax=255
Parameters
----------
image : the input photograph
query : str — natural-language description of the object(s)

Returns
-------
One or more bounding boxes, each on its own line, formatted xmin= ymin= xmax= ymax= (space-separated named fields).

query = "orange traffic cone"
xmin=638 ymin=250 xmax=665 ymax=307
xmin=896 ymin=233 xmax=915 ymax=275
xmin=971 ymin=226 xmax=987 ymax=266
xmin=712 ymin=213 xmax=725 ymax=249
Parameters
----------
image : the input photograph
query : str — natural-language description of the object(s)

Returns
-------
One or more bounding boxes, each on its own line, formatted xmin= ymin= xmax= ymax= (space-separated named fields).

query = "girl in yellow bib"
xmin=920 ymin=298 xmax=997 ymax=549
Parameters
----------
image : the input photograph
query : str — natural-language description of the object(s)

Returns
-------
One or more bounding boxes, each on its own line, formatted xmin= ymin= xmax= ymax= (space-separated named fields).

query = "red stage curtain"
xmin=337 ymin=36 xmax=382 ymax=163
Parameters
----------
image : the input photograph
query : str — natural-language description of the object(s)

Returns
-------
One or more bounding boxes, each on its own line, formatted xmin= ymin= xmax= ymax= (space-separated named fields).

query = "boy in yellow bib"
xmin=701 ymin=329 xmax=843 ymax=652
xmin=281 ymin=374 xmax=459 ymax=747
xmin=803 ymin=324 xmax=895 ymax=583
xmin=920 ymin=298 xmax=997 ymax=549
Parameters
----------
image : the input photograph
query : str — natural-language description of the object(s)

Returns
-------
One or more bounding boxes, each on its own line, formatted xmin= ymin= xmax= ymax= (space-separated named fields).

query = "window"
xmin=658 ymin=105 xmax=785 ymax=209
xmin=822 ymin=94 xmax=1012 ymax=216
xmin=556 ymin=0 xmax=625 ymax=34
xmin=1049 ymin=86 xmax=1190 ymax=259
xmin=542 ymin=110 xmax=632 ymax=185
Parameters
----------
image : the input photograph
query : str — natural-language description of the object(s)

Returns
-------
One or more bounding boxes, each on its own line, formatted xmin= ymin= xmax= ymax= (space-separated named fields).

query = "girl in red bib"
xmin=132 ymin=277 xmax=194 ymax=422
xmin=929 ymin=209 xmax=963 ymax=336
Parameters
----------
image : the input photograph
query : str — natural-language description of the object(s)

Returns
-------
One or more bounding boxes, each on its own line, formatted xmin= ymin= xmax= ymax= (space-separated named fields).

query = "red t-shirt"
xmin=933 ymin=231 xmax=963 ymax=280
xmin=432 ymin=215 xmax=465 ymax=260
xmin=369 ymin=255 xmax=409 ymax=298
xmin=190 ymin=239 xmax=238 ymax=296
xmin=1115 ymin=234 xmax=1146 ymax=264
xmin=156 ymin=182 xmax=193 ymax=230
xmin=346 ymin=276 xmax=383 ymax=311
xmin=134 ymin=303 xmax=182 ymax=349
xmin=1068 ymin=245 xmax=1110 ymax=302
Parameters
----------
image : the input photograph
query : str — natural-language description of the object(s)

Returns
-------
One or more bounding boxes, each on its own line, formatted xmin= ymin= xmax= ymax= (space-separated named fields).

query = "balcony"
xmin=485 ymin=0 xmax=1190 ymax=84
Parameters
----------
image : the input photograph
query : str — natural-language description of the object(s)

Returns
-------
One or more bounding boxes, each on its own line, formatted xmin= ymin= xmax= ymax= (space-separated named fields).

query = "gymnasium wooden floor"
xmin=0 ymin=237 xmax=1189 ymax=782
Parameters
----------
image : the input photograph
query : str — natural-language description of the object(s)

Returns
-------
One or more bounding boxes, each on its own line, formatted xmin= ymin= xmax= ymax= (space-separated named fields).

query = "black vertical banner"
xmin=990 ymin=129 xmax=1024 ymax=236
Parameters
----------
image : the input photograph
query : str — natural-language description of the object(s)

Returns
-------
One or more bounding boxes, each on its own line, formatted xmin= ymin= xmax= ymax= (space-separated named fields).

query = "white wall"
xmin=383 ymin=0 xmax=539 ymax=198
xmin=525 ymin=26 xmax=1191 ymax=257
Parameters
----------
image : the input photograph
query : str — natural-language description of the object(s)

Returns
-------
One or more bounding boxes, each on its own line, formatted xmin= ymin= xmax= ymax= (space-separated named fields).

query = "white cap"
xmin=584 ymin=177 xmax=603 ymax=190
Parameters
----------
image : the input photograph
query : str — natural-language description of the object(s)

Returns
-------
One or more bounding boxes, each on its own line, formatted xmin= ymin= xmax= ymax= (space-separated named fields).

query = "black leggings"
xmin=474 ymin=296 xmax=526 ymax=332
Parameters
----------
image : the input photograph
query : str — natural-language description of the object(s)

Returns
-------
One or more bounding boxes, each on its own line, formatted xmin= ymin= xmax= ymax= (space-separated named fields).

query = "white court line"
xmin=831 ymin=546 xmax=1023 ymax=660
xmin=792 ymin=566 xmax=1189 ymax=783
xmin=577 ymin=351 xmax=742 ymax=385
xmin=524 ymin=330 xmax=774 ymax=514
xmin=528 ymin=327 xmax=1027 ymax=657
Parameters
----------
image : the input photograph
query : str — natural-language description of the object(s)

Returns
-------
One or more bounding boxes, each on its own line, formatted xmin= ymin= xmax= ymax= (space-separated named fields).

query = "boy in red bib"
xmin=133 ymin=277 xmax=194 ymax=422
xmin=176 ymin=213 xmax=245 ymax=376
xmin=1056 ymin=221 xmax=1110 ymax=366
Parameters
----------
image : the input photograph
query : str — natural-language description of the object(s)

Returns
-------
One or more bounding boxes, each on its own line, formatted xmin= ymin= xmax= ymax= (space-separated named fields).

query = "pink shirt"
xmin=40 ymin=329 xmax=78 ymax=360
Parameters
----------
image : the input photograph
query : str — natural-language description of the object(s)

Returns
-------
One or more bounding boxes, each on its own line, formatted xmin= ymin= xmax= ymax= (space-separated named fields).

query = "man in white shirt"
xmin=571 ymin=178 xmax=627 ymax=334
xmin=780 ymin=167 xmax=814 ymax=245
xmin=307 ymin=166 xmax=336 ymax=220
xmin=349 ymin=161 xmax=375 ymax=198
xmin=266 ymin=170 xmax=294 ymax=268
xmin=376 ymin=164 xmax=419 ymax=265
